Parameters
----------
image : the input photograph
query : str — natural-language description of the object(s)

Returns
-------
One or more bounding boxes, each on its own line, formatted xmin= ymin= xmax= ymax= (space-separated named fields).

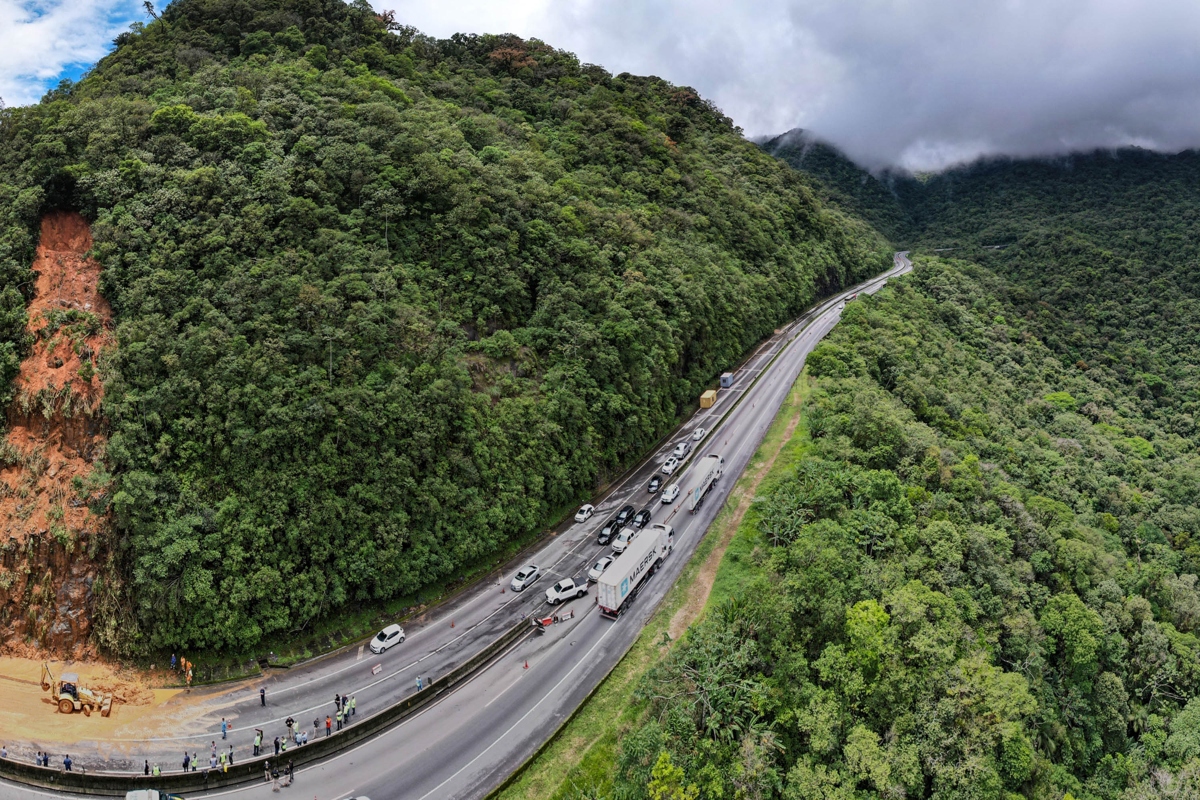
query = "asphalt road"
xmin=0 ymin=253 xmax=910 ymax=800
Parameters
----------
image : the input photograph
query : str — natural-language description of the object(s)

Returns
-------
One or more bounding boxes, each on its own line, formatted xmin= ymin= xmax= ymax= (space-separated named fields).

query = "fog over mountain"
xmin=4 ymin=0 xmax=1200 ymax=170
xmin=392 ymin=0 xmax=1200 ymax=171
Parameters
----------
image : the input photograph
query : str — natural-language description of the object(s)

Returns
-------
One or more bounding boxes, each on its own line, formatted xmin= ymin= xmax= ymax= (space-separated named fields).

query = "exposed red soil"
xmin=0 ymin=211 xmax=113 ymax=656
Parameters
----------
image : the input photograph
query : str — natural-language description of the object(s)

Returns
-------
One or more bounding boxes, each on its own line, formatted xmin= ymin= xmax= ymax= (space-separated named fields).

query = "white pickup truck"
xmin=546 ymin=578 xmax=588 ymax=604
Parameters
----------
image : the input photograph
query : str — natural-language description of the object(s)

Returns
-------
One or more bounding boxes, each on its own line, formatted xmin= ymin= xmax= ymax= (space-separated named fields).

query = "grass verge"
xmin=494 ymin=372 xmax=815 ymax=800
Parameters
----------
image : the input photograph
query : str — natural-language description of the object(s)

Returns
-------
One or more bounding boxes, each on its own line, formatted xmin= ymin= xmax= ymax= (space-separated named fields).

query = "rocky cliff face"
xmin=0 ymin=211 xmax=112 ymax=656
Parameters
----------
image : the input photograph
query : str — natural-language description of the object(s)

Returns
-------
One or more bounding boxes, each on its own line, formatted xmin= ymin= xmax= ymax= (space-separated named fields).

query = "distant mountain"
xmin=760 ymin=129 xmax=913 ymax=242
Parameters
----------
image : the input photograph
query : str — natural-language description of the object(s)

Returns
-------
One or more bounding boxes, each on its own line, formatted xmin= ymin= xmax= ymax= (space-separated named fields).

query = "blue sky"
xmin=0 ymin=0 xmax=158 ymax=107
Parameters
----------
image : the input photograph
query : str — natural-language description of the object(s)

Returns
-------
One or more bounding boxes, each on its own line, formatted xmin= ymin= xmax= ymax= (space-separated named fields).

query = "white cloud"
xmin=7 ymin=0 xmax=1199 ymax=170
xmin=386 ymin=0 xmax=1200 ymax=170
xmin=0 ymin=0 xmax=143 ymax=107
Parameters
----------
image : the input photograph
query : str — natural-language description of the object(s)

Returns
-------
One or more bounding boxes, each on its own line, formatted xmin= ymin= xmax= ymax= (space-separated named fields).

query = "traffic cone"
xmin=524 ymin=660 xmax=529 ymax=669
xmin=451 ymin=619 xmax=455 ymax=628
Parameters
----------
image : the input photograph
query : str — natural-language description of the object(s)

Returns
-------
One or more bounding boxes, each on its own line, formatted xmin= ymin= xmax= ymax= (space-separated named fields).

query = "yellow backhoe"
xmin=41 ymin=662 xmax=113 ymax=717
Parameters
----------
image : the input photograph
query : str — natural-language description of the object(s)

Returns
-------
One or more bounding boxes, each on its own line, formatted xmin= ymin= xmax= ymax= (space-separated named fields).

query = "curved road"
xmin=0 ymin=253 xmax=910 ymax=800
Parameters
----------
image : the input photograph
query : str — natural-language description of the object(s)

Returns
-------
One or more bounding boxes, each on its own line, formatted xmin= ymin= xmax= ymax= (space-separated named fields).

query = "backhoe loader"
xmin=41 ymin=662 xmax=113 ymax=717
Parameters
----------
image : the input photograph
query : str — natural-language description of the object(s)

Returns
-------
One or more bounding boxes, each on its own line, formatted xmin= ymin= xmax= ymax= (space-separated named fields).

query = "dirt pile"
xmin=0 ymin=211 xmax=113 ymax=656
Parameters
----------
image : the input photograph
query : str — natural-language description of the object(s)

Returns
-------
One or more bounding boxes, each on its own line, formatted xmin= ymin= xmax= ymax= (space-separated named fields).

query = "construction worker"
xmin=192 ymin=752 xmax=198 ymax=772
xmin=63 ymin=755 xmax=72 ymax=772
xmin=273 ymin=736 xmax=280 ymax=756
xmin=325 ymin=716 xmax=331 ymax=737
xmin=253 ymin=729 xmax=262 ymax=757
xmin=183 ymin=752 xmax=190 ymax=772
xmin=335 ymin=707 xmax=343 ymax=730
xmin=260 ymin=687 xmax=266 ymax=706
xmin=144 ymin=760 xmax=150 ymax=775
xmin=152 ymin=763 xmax=161 ymax=777
xmin=228 ymin=744 xmax=234 ymax=765
xmin=221 ymin=717 xmax=228 ymax=739
xmin=350 ymin=695 xmax=356 ymax=717
xmin=170 ymin=653 xmax=176 ymax=671
xmin=416 ymin=675 xmax=423 ymax=691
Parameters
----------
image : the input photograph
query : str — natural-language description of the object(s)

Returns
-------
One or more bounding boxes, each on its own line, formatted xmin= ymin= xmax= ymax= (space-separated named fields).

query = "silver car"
xmin=511 ymin=565 xmax=541 ymax=591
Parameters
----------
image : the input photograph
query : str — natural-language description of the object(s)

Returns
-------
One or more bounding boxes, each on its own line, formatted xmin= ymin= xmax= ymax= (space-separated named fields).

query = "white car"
xmin=546 ymin=578 xmax=588 ymax=604
xmin=574 ymin=504 xmax=595 ymax=523
xmin=511 ymin=565 xmax=541 ymax=591
xmin=588 ymin=556 xmax=614 ymax=582
xmin=662 ymin=456 xmax=680 ymax=474
xmin=612 ymin=526 xmax=638 ymax=554
xmin=672 ymin=441 xmax=691 ymax=458
xmin=369 ymin=624 xmax=405 ymax=654
xmin=692 ymin=427 xmax=707 ymax=441
xmin=661 ymin=484 xmax=680 ymax=504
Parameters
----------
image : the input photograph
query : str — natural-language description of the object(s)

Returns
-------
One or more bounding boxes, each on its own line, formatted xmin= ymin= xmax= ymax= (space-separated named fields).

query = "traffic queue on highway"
xmin=505 ymin=429 xmax=726 ymax=624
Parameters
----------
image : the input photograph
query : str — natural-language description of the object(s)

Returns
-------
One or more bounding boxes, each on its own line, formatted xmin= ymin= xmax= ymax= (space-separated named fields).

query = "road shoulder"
xmin=494 ymin=372 xmax=815 ymax=800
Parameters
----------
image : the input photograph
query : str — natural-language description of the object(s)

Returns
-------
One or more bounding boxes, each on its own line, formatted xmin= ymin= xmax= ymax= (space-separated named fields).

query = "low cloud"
xmin=390 ymin=0 xmax=1200 ymax=171
xmin=0 ymin=0 xmax=143 ymax=107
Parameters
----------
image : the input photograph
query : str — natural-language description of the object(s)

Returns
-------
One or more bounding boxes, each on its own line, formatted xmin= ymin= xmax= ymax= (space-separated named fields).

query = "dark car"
xmin=632 ymin=507 xmax=653 ymax=528
xmin=597 ymin=518 xmax=620 ymax=545
xmin=647 ymin=475 xmax=663 ymax=493
xmin=615 ymin=505 xmax=635 ymax=526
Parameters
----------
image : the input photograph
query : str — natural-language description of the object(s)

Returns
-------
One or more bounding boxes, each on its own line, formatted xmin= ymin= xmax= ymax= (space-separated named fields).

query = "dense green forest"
xmin=759 ymin=130 xmax=913 ymax=243
xmin=601 ymin=257 xmax=1200 ymax=800
xmin=0 ymin=0 xmax=889 ymax=652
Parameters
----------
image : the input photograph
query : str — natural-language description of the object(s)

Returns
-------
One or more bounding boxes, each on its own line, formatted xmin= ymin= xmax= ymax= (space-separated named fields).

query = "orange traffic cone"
xmin=524 ymin=660 xmax=529 ymax=669
xmin=451 ymin=619 xmax=455 ymax=628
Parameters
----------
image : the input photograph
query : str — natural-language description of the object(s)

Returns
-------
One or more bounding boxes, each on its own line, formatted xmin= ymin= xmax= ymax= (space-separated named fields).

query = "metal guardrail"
xmin=0 ymin=619 xmax=532 ymax=796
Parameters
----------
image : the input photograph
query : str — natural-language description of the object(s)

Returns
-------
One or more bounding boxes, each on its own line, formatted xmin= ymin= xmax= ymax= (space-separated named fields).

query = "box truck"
xmin=597 ymin=523 xmax=673 ymax=618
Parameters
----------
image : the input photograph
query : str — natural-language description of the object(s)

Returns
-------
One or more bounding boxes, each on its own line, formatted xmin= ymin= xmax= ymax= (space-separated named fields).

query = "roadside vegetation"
xmin=498 ymin=363 xmax=812 ymax=800
xmin=584 ymin=258 xmax=1200 ymax=799
xmin=0 ymin=0 xmax=888 ymax=655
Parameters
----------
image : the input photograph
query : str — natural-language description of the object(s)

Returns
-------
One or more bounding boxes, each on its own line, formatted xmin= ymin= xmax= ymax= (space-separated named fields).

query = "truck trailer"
xmin=686 ymin=454 xmax=724 ymax=512
xmin=597 ymin=523 xmax=673 ymax=618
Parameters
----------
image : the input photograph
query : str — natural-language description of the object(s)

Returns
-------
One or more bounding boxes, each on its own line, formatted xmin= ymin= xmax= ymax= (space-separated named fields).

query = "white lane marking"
xmin=356 ymin=645 xmax=364 ymax=662
xmin=416 ymin=622 xmax=620 ymax=800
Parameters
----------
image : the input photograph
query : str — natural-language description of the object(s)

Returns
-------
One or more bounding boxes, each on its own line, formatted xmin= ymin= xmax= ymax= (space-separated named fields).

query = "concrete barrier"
xmin=0 ymin=619 xmax=531 ymax=797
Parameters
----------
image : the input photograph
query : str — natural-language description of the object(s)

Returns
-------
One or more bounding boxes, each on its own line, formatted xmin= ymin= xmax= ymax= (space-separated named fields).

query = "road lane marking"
xmin=415 ymin=619 xmax=621 ymax=800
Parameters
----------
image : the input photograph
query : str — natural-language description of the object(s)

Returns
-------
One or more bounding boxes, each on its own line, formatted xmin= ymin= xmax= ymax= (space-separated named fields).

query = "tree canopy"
xmin=0 ymin=0 xmax=888 ymax=652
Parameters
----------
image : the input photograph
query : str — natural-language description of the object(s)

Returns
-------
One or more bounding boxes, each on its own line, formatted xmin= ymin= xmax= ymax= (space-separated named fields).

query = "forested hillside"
xmin=600 ymin=257 xmax=1200 ymax=800
xmin=0 ymin=0 xmax=889 ymax=652
xmin=760 ymin=130 xmax=913 ymax=242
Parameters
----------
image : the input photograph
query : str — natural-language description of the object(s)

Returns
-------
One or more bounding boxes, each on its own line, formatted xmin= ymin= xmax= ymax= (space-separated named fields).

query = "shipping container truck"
xmin=597 ymin=523 xmax=674 ymax=618
xmin=686 ymin=454 xmax=724 ymax=513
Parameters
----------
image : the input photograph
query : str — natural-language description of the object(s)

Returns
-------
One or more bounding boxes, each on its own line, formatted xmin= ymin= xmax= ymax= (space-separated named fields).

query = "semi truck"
xmin=686 ymin=454 xmax=724 ymax=512
xmin=597 ymin=523 xmax=673 ymax=618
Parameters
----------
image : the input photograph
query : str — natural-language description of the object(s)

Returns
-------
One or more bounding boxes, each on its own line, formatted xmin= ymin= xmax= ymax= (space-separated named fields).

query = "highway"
xmin=0 ymin=253 xmax=910 ymax=800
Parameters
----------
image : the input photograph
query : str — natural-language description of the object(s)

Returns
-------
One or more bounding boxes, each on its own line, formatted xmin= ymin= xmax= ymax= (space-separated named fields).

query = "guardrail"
xmin=0 ymin=619 xmax=532 ymax=797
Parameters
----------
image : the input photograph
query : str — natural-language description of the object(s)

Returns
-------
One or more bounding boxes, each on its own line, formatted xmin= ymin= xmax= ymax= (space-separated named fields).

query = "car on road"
xmin=672 ymin=441 xmax=691 ymax=458
xmin=511 ymin=565 xmax=541 ymax=591
xmin=612 ymin=527 xmax=638 ymax=554
xmin=661 ymin=483 xmax=680 ymax=504
xmin=692 ymin=427 xmax=707 ymax=441
xmin=661 ymin=456 xmax=680 ymax=474
xmin=632 ymin=507 xmax=653 ymax=528
xmin=588 ymin=556 xmax=615 ymax=582
xmin=615 ymin=505 xmax=635 ymax=525
xmin=647 ymin=475 xmax=662 ymax=493
xmin=574 ymin=504 xmax=594 ymax=523
xmin=546 ymin=578 xmax=588 ymax=604
xmin=369 ymin=623 xmax=406 ymax=654
xmin=597 ymin=517 xmax=620 ymax=545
